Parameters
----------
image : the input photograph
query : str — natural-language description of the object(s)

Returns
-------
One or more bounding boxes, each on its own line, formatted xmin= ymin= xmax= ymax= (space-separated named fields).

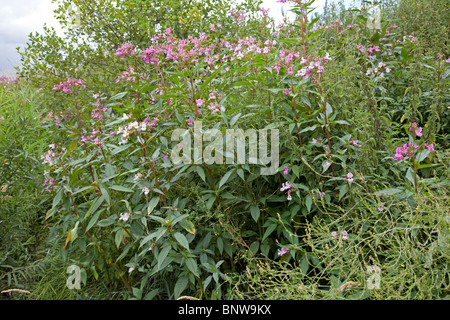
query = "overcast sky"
xmin=0 ymin=0 xmax=355 ymax=76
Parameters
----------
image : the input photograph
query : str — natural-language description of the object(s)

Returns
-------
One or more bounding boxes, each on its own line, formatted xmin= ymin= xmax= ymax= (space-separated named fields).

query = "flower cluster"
xmin=43 ymin=111 xmax=71 ymax=126
xmin=366 ymin=61 xmax=391 ymax=78
xmin=42 ymin=177 xmax=56 ymax=192
xmin=393 ymin=142 xmax=419 ymax=161
xmin=343 ymin=172 xmax=354 ymax=183
xmin=404 ymin=33 xmax=417 ymax=43
xmin=116 ymin=67 xmax=146 ymax=83
xmin=331 ymin=230 xmax=348 ymax=240
xmin=229 ymin=9 xmax=246 ymax=24
xmin=349 ymin=138 xmax=362 ymax=147
xmin=259 ymin=7 xmax=270 ymax=18
xmin=119 ymin=212 xmax=130 ymax=222
xmin=116 ymin=43 xmax=135 ymax=58
xmin=357 ymin=44 xmax=381 ymax=58
xmin=409 ymin=122 xmax=422 ymax=137
xmin=81 ymin=128 xmax=104 ymax=148
xmin=91 ymin=105 xmax=108 ymax=121
xmin=294 ymin=53 xmax=332 ymax=79
xmin=393 ymin=122 xmax=435 ymax=161
xmin=280 ymin=181 xmax=293 ymax=201
xmin=277 ymin=247 xmax=289 ymax=257
xmin=116 ymin=116 xmax=160 ymax=145
xmin=385 ymin=24 xmax=398 ymax=35
xmin=41 ymin=147 xmax=58 ymax=166
xmin=52 ymin=78 xmax=86 ymax=92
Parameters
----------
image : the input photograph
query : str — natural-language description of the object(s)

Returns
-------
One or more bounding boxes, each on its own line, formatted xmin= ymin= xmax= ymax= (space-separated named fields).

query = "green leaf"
xmin=300 ymin=125 xmax=316 ymax=133
xmin=147 ymin=197 xmax=160 ymax=215
xmin=97 ymin=217 xmax=115 ymax=227
xmin=206 ymin=196 xmax=216 ymax=210
xmin=157 ymin=245 xmax=171 ymax=271
xmin=100 ymin=185 xmax=111 ymax=205
xmin=375 ymin=187 xmax=405 ymax=196
xmin=196 ymin=166 xmax=206 ymax=182
xmin=237 ymin=168 xmax=244 ymax=180
xmin=250 ymin=205 xmax=260 ymax=222
xmin=405 ymin=167 xmax=415 ymax=185
xmin=370 ymin=31 xmax=381 ymax=43
xmin=305 ymin=195 xmax=313 ymax=213
xmin=262 ymin=224 xmax=277 ymax=242
xmin=185 ymin=258 xmax=199 ymax=277
xmin=52 ymin=188 xmax=64 ymax=209
xmin=70 ymin=221 xmax=79 ymax=243
xmin=110 ymin=143 xmax=131 ymax=155
xmin=174 ymin=276 xmax=189 ymax=299
xmin=230 ymin=112 xmax=241 ymax=127
xmin=401 ymin=48 xmax=408 ymax=60
xmin=333 ymin=120 xmax=350 ymax=125
xmin=115 ymin=229 xmax=124 ymax=248
xmin=300 ymin=256 xmax=309 ymax=275
xmin=179 ymin=218 xmax=196 ymax=235
xmin=218 ymin=170 xmax=233 ymax=189
xmin=216 ymin=237 xmax=224 ymax=255
xmin=338 ymin=184 xmax=348 ymax=201
xmin=86 ymin=208 xmax=103 ymax=232
xmin=110 ymin=185 xmax=134 ymax=193
xmin=416 ymin=149 xmax=430 ymax=162
xmin=174 ymin=232 xmax=190 ymax=251
xmin=110 ymin=91 xmax=128 ymax=100
xmin=249 ymin=241 xmax=259 ymax=257
xmin=322 ymin=161 xmax=331 ymax=173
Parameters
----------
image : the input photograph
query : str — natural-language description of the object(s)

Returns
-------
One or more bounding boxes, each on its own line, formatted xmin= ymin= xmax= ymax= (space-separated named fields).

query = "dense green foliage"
xmin=1 ymin=0 xmax=449 ymax=300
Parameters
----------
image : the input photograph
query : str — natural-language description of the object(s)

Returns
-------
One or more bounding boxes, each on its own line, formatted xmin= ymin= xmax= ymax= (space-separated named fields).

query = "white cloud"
xmin=0 ymin=0 xmax=60 ymax=73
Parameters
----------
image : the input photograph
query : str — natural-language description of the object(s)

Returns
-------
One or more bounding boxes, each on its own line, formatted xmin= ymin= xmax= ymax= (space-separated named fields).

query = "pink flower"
xmin=322 ymin=52 xmax=332 ymax=61
xmin=115 ymin=43 xmax=135 ymax=58
xmin=280 ymin=181 xmax=292 ymax=192
xmin=287 ymin=66 xmax=294 ymax=75
xmin=207 ymin=102 xmax=220 ymax=113
xmin=260 ymin=7 xmax=270 ymax=17
xmin=409 ymin=122 xmax=418 ymax=131
xmin=195 ymin=99 xmax=204 ymax=107
xmin=277 ymin=247 xmax=289 ymax=256
xmin=424 ymin=143 xmax=434 ymax=152
xmin=119 ymin=212 xmax=130 ymax=222
xmin=393 ymin=152 xmax=404 ymax=161
xmin=187 ymin=118 xmax=193 ymax=126
xmin=415 ymin=127 xmax=423 ymax=137
xmin=345 ymin=172 xmax=354 ymax=183
xmin=283 ymin=166 xmax=289 ymax=175
xmin=282 ymin=88 xmax=289 ymax=95
xmin=341 ymin=230 xmax=348 ymax=240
